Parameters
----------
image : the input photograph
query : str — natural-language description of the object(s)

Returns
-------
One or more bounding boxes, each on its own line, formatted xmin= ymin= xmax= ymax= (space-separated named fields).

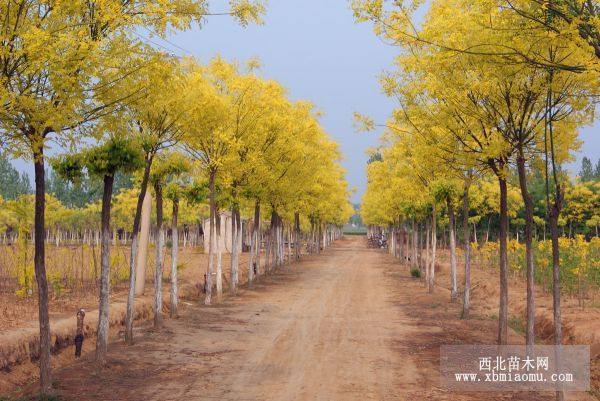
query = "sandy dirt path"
xmin=39 ymin=237 xmax=587 ymax=401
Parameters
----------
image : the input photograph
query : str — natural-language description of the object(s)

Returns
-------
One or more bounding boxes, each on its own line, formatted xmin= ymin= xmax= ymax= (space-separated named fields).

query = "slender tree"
xmin=54 ymin=137 xmax=143 ymax=365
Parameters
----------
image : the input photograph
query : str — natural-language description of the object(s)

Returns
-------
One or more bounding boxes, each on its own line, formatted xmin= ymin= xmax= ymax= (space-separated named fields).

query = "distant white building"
xmin=202 ymin=211 xmax=244 ymax=254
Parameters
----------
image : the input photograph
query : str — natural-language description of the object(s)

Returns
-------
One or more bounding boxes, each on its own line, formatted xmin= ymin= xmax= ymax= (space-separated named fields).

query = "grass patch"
xmin=508 ymin=315 xmax=525 ymax=334
xmin=343 ymin=231 xmax=367 ymax=236
xmin=410 ymin=268 xmax=421 ymax=278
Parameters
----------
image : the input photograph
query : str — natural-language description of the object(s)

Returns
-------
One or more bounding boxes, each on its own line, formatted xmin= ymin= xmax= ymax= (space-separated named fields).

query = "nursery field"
xmin=0 ymin=244 xmax=256 ymax=331
xmin=471 ymin=238 xmax=600 ymax=308
xmin=437 ymin=248 xmax=600 ymax=394
xmin=2 ymin=237 xmax=596 ymax=401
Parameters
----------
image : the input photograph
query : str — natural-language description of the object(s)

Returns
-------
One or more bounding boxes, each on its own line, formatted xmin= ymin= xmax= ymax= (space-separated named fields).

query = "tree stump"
xmin=75 ymin=308 xmax=85 ymax=358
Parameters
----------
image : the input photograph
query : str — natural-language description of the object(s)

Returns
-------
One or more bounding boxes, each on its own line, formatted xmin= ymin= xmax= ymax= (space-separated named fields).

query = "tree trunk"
xmin=550 ymin=202 xmax=562 ymax=342
xmin=318 ymin=223 xmax=322 ymax=253
xmin=237 ymin=209 xmax=242 ymax=278
xmin=279 ymin=216 xmax=284 ymax=264
xmin=402 ymin=226 xmax=406 ymax=260
xmin=205 ymin=169 xmax=216 ymax=305
xmin=135 ymin=192 xmax=152 ymax=295
xmin=279 ymin=218 xmax=284 ymax=265
xmin=412 ymin=220 xmax=418 ymax=271
xmin=311 ymin=222 xmax=316 ymax=254
xmin=447 ymin=198 xmax=458 ymax=301
xmin=275 ymin=214 xmax=280 ymax=266
xmin=125 ymin=159 xmax=152 ymax=344
xmin=153 ymin=183 xmax=164 ymax=329
xmin=96 ymin=174 xmax=115 ymax=365
xmin=216 ymin=245 xmax=222 ymax=300
xmin=279 ymin=220 xmax=284 ymax=264
xmin=517 ymin=151 xmax=536 ymax=347
xmin=424 ymin=219 xmax=430 ymax=286
xmin=230 ymin=206 xmax=239 ymax=295
xmin=275 ymin=215 xmax=281 ymax=266
xmin=390 ymin=225 xmax=395 ymax=257
xmin=274 ymin=215 xmax=279 ymax=265
xmin=498 ymin=175 xmax=509 ymax=345
xmin=248 ymin=218 xmax=255 ymax=284
xmin=33 ymin=147 xmax=52 ymax=394
xmin=294 ymin=212 xmax=301 ymax=261
xmin=462 ymin=183 xmax=471 ymax=319
xmin=418 ymin=223 xmax=423 ymax=274
xmin=273 ymin=216 xmax=278 ymax=266
xmin=271 ymin=211 xmax=276 ymax=269
xmin=284 ymin=222 xmax=288 ymax=260
xmin=265 ymin=213 xmax=272 ymax=273
xmin=396 ymin=227 xmax=400 ymax=259
xmin=253 ymin=200 xmax=261 ymax=278
xmin=398 ymin=225 xmax=403 ymax=260
xmin=542 ymin=223 xmax=546 ymax=241
xmin=170 ymin=199 xmax=179 ymax=318
xmin=216 ymin=209 xmax=222 ymax=302
xmin=552 ymin=147 xmax=566 ymax=397
xmin=568 ymin=221 xmax=573 ymax=238
xmin=248 ymin=201 xmax=258 ymax=284
xmin=429 ymin=204 xmax=437 ymax=293
xmin=287 ymin=224 xmax=292 ymax=265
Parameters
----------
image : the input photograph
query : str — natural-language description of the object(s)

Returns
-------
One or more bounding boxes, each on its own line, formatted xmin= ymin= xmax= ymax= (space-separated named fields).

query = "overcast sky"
xmin=11 ymin=1 xmax=599 ymax=203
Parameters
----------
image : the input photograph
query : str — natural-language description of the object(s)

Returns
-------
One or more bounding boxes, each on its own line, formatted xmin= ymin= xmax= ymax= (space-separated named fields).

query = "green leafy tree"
xmin=54 ymin=137 xmax=144 ymax=365
xmin=580 ymin=157 xmax=595 ymax=182
xmin=0 ymin=154 xmax=31 ymax=199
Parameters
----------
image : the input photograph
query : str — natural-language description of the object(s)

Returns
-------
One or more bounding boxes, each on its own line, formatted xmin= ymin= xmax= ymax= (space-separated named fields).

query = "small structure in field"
xmin=202 ymin=211 xmax=244 ymax=254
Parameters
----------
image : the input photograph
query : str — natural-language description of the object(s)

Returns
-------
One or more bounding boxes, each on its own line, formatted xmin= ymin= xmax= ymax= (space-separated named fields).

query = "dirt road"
xmin=45 ymin=237 xmax=580 ymax=401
